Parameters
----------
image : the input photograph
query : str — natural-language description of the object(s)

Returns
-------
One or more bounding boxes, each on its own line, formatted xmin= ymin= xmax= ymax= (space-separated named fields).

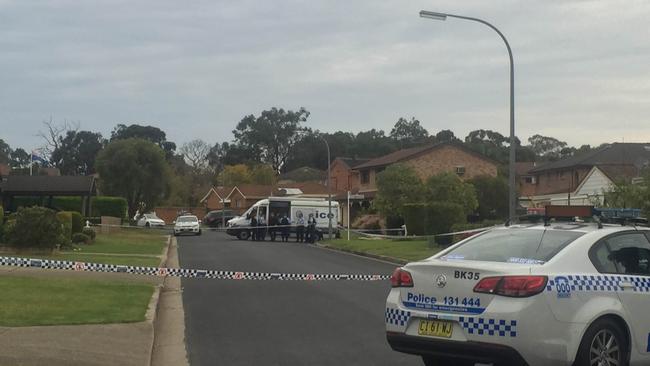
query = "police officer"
xmin=280 ymin=214 xmax=290 ymax=242
xmin=250 ymin=215 xmax=258 ymax=241
xmin=296 ymin=213 xmax=305 ymax=243
xmin=307 ymin=213 xmax=317 ymax=244
xmin=269 ymin=213 xmax=278 ymax=242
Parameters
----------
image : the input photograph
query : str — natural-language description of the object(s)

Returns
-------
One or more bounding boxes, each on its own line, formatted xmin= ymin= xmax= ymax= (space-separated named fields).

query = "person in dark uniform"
xmin=257 ymin=214 xmax=266 ymax=241
xmin=269 ymin=213 xmax=278 ymax=242
xmin=250 ymin=215 xmax=258 ymax=241
xmin=296 ymin=212 xmax=305 ymax=243
xmin=280 ymin=214 xmax=290 ymax=242
xmin=307 ymin=213 xmax=317 ymax=244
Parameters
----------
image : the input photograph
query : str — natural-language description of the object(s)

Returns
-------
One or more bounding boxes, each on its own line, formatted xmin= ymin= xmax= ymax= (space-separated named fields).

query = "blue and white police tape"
xmin=0 ymin=256 xmax=391 ymax=281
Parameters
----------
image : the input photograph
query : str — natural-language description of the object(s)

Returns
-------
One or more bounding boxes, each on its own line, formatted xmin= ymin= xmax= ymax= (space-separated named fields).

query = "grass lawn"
xmin=74 ymin=230 xmax=167 ymax=255
xmin=0 ymin=276 xmax=153 ymax=327
xmin=324 ymin=237 xmax=443 ymax=262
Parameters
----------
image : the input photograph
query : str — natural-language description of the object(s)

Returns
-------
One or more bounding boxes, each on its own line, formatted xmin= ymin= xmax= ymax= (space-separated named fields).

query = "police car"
xmin=386 ymin=206 xmax=650 ymax=366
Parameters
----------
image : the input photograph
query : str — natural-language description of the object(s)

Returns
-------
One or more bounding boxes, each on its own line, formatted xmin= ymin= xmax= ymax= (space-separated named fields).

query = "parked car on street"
xmin=203 ymin=209 xmax=237 ymax=228
xmin=387 ymin=207 xmax=650 ymax=366
xmin=173 ymin=215 xmax=201 ymax=236
xmin=135 ymin=213 xmax=166 ymax=228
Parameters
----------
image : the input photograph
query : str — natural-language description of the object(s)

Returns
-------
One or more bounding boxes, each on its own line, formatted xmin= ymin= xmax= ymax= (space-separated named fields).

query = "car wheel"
xmin=237 ymin=231 xmax=250 ymax=240
xmin=575 ymin=317 xmax=629 ymax=366
xmin=145 ymin=222 xmax=150 ymax=228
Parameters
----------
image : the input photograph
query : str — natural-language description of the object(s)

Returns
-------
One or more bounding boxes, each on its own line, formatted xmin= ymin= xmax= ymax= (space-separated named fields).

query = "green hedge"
xmin=91 ymin=197 xmax=127 ymax=218
xmin=0 ymin=205 xmax=4 ymax=241
xmin=11 ymin=196 xmax=127 ymax=219
xmin=403 ymin=202 xmax=466 ymax=236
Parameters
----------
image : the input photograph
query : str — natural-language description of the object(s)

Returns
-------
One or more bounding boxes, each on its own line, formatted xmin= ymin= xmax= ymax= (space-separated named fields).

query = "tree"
xmin=232 ymin=107 xmax=310 ymax=173
xmin=390 ymin=117 xmax=429 ymax=148
xmin=10 ymin=148 xmax=30 ymax=168
xmin=425 ymin=172 xmax=478 ymax=215
xmin=374 ymin=164 xmax=425 ymax=217
xmin=95 ymin=139 xmax=171 ymax=218
xmin=435 ymin=129 xmax=459 ymax=143
xmin=50 ymin=130 xmax=105 ymax=175
xmin=350 ymin=129 xmax=396 ymax=158
xmin=0 ymin=139 xmax=10 ymax=164
xmin=527 ymin=134 xmax=568 ymax=161
xmin=603 ymin=173 xmax=650 ymax=215
xmin=180 ymin=139 xmax=211 ymax=173
xmin=469 ymin=175 xmax=509 ymax=220
xmin=217 ymin=164 xmax=252 ymax=186
xmin=464 ymin=129 xmax=509 ymax=162
xmin=111 ymin=124 xmax=176 ymax=159
xmin=251 ymin=164 xmax=277 ymax=185
xmin=36 ymin=117 xmax=79 ymax=158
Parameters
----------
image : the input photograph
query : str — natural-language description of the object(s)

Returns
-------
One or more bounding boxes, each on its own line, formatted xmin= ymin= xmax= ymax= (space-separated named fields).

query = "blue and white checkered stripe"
xmin=0 ymin=256 xmax=390 ymax=281
xmin=546 ymin=275 xmax=650 ymax=292
xmin=458 ymin=317 xmax=517 ymax=337
xmin=385 ymin=308 xmax=411 ymax=327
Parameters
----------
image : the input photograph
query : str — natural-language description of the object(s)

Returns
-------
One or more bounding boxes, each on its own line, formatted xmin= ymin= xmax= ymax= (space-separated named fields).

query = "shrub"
xmin=56 ymin=211 xmax=73 ymax=247
xmin=403 ymin=202 xmax=466 ymax=238
xmin=82 ymin=227 xmax=96 ymax=241
xmin=70 ymin=211 xmax=84 ymax=234
xmin=72 ymin=232 xmax=91 ymax=244
xmin=9 ymin=207 xmax=63 ymax=250
xmin=0 ymin=205 xmax=4 ymax=241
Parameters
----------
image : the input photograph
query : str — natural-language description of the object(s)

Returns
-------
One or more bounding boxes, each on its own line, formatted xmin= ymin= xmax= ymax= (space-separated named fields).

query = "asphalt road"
xmin=178 ymin=230 xmax=422 ymax=366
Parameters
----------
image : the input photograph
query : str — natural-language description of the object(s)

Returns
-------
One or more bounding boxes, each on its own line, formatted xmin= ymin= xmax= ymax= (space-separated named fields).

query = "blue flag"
xmin=31 ymin=151 xmax=49 ymax=166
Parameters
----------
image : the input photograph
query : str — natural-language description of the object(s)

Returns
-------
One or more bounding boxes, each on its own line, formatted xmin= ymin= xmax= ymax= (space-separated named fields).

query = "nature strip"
xmin=0 ymin=256 xmax=391 ymax=281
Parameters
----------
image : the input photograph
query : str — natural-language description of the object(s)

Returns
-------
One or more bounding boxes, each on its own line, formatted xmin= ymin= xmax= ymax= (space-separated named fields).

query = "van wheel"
xmin=575 ymin=318 xmax=628 ymax=366
xmin=237 ymin=231 xmax=250 ymax=240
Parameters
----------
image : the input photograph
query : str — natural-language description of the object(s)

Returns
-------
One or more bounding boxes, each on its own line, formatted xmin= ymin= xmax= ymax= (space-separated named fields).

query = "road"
xmin=178 ymin=231 xmax=422 ymax=366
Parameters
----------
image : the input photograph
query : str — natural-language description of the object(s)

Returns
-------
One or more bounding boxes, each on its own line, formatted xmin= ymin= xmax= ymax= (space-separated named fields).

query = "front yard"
xmin=324 ymin=235 xmax=442 ymax=262
xmin=0 ymin=276 xmax=154 ymax=327
xmin=0 ymin=228 xmax=167 ymax=327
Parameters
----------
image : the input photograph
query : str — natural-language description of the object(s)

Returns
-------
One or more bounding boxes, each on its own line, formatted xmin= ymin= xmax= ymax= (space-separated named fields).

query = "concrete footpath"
xmin=0 ymin=237 xmax=187 ymax=366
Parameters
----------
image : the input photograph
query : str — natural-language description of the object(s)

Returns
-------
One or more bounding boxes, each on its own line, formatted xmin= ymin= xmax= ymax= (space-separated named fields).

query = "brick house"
xmin=350 ymin=142 xmax=498 ymax=195
xmin=199 ymin=186 xmax=233 ymax=211
xmin=329 ymin=158 xmax=370 ymax=192
xmin=518 ymin=143 xmax=650 ymax=207
xmin=227 ymin=184 xmax=277 ymax=214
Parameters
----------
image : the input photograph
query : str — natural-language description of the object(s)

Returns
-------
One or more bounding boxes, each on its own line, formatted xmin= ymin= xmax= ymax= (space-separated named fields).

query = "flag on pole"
xmin=31 ymin=150 xmax=49 ymax=166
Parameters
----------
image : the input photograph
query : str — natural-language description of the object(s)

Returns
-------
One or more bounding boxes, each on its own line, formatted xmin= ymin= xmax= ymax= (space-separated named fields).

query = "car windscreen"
xmin=177 ymin=217 xmax=198 ymax=223
xmin=441 ymin=228 xmax=585 ymax=264
xmin=144 ymin=214 xmax=158 ymax=219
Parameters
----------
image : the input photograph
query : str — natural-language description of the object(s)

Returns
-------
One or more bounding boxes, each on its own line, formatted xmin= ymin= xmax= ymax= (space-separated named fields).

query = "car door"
xmin=591 ymin=231 xmax=650 ymax=355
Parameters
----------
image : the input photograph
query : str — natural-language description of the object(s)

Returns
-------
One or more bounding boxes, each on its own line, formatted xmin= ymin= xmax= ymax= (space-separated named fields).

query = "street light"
xmin=420 ymin=10 xmax=517 ymax=221
xmin=319 ymin=135 xmax=333 ymax=240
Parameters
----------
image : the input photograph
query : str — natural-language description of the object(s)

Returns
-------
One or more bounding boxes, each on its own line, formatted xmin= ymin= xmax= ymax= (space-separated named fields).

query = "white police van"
xmin=386 ymin=206 xmax=650 ymax=366
xmin=226 ymin=197 xmax=339 ymax=240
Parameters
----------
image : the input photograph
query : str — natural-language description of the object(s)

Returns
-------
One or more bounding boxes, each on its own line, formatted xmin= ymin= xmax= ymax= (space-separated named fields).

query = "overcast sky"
xmin=1 ymin=0 xmax=649 ymax=152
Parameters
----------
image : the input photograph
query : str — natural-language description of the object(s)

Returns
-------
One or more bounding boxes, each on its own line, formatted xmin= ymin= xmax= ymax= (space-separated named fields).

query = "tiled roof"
xmin=335 ymin=157 xmax=371 ymax=169
xmin=1 ymin=175 xmax=96 ymax=194
xmin=231 ymin=184 xmax=276 ymax=198
xmin=353 ymin=142 xmax=497 ymax=170
xmin=529 ymin=143 xmax=650 ymax=173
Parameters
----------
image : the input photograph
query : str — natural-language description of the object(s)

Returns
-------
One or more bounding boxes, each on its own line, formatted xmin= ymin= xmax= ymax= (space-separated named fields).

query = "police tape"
xmin=0 ymin=256 xmax=391 ymax=281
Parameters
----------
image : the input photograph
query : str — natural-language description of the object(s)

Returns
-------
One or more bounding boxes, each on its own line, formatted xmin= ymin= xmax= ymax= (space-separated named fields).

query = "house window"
xmin=455 ymin=166 xmax=466 ymax=176
xmin=235 ymin=200 xmax=241 ymax=208
xmin=361 ymin=170 xmax=370 ymax=184
xmin=524 ymin=176 xmax=537 ymax=184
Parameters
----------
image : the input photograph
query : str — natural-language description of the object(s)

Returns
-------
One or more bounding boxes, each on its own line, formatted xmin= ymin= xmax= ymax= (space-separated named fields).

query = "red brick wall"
xmin=404 ymin=145 xmax=498 ymax=182
xmin=532 ymin=167 xmax=591 ymax=196
xmin=330 ymin=160 xmax=361 ymax=192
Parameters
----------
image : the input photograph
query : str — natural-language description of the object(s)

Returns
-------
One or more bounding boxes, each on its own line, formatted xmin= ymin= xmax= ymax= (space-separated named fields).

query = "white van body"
xmin=226 ymin=197 xmax=339 ymax=240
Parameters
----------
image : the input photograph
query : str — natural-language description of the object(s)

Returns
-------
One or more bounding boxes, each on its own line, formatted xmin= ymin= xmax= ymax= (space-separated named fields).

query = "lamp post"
xmin=319 ymin=135 xmax=333 ymax=240
xmin=420 ymin=10 xmax=517 ymax=221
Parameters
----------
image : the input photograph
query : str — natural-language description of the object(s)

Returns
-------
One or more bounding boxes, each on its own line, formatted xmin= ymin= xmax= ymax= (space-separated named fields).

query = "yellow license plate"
xmin=418 ymin=319 xmax=453 ymax=338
